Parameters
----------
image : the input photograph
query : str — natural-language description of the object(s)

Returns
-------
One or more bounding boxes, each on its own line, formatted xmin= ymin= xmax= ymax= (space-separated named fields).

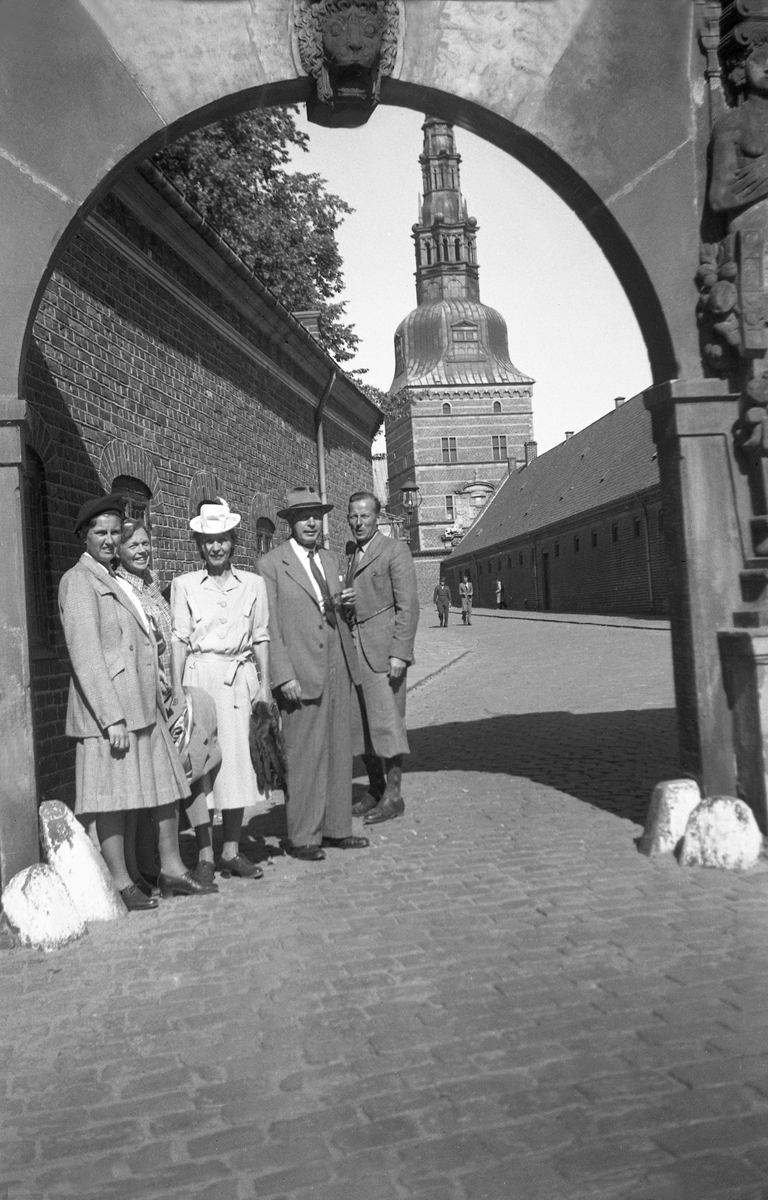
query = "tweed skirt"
xmin=182 ymin=653 xmax=267 ymax=811
xmin=75 ymin=716 xmax=191 ymax=816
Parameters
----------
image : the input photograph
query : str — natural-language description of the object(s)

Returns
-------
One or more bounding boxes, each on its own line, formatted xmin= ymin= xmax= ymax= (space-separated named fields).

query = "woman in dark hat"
xmin=58 ymin=494 xmax=216 ymax=909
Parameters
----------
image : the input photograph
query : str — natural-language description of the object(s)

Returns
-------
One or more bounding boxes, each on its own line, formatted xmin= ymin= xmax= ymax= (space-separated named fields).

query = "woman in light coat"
xmin=58 ymin=494 xmax=216 ymax=909
xmin=171 ymin=499 xmax=271 ymax=880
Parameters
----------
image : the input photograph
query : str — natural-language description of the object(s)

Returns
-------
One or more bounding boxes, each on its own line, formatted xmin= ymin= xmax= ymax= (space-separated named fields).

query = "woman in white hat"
xmin=170 ymin=499 xmax=271 ymax=880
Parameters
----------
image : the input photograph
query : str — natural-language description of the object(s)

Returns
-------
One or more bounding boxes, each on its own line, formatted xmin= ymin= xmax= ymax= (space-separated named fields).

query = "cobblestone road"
xmin=4 ymin=613 xmax=768 ymax=1200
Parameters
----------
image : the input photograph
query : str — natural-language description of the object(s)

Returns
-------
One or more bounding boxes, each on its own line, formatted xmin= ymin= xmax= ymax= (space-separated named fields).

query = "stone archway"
xmin=0 ymin=0 xmax=703 ymax=882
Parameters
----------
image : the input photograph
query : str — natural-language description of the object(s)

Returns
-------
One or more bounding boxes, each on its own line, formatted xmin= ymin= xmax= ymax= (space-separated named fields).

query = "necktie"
xmin=307 ymin=550 xmax=337 ymax=628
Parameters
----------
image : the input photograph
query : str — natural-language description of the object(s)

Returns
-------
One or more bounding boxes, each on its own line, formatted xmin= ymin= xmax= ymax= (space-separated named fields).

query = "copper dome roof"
xmin=390 ymin=299 xmax=534 ymax=392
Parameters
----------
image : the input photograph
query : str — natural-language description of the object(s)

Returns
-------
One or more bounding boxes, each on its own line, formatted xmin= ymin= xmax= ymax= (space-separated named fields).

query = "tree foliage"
xmin=152 ymin=108 xmax=359 ymax=362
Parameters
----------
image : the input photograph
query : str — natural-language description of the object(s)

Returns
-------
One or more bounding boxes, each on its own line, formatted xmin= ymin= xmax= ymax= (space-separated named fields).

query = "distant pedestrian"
xmin=433 ymin=577 xmax=452 ymax=626
xmin=459 ymin=571 xmax=473 ymax=625
xmin=495 ymin=579 xmax=505 ymax=609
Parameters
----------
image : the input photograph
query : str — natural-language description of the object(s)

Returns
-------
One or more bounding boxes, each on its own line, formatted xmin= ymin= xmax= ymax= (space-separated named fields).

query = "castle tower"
xmin=386 ymin=117 xmax=535 ymax=595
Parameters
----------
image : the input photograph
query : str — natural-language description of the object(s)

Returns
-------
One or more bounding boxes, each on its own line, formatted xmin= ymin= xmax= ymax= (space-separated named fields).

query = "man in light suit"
xmin=257 ymin=486 xmax=369 ymax=861
xmin=346 ymin=491 xmax=419 ymax=824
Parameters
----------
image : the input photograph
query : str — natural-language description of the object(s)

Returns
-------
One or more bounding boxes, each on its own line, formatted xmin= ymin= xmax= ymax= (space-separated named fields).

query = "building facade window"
xmin=24 ymin=447 xmax=52 ymax=649
xmin=452 ymin=323 xmax=478 ymax=344
xmin=612 ymin=524 xmax=619 ymax=543
xmin=658 ymin=509 xmax=664 ymax=532
xmin=634 ymin=517 xmax=642 ymax=537
xmin=591 ymin=530 xmax=598 ymax=548
xmin=555 ymin=542 xmax=559 ymax=558
xmin=445 ymin=495 xmax=455 ymax=520
xmin=493 ymin=401 xmax=501 ymax=413
xmin=574 ymin=535 xmax=580 ymax=552
xmin=442 ymin=402 xmax=451 ymax=415
xmin=519 ymin=552 xmax=523 ymax=566
xmin=441 ymin=437 xmax=457 ymax=464
xmin=507 ymin=555 xmax=511 ymax=568
xmin=255 ymin=517 xmax=275 ymax=557
xmin=492 ymin=435 xmax=508 ymax=461
xmin=112 ymin=474 xmax=151 ymax=524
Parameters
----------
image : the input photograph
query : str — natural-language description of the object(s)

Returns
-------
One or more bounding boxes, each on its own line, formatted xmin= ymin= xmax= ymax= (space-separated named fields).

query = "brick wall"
xmin=443 ymin=494 xmax=669 ymax=619
xmin=25 ymin=192 xmax=374 ymax=804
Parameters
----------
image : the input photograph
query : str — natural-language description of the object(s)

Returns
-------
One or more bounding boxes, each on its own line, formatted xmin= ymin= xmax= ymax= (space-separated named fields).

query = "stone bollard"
xmin=680 ymin=795 xmax=763 ymax=870
xmin=39 ymin=800 xmax=126 ymax=922
xmin=1 ymin=863 xmax=86 ymax=949
xmin=638 ymin=778 xmax=702 ymax=856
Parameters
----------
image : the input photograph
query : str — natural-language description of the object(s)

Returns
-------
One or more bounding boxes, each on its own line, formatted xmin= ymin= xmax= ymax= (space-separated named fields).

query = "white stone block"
xmin=1 ymin=863 xmax=86 ymax=950
xmin=638 ymin=778 xmax=702 ymax=856
xmin=680 ymin=795 xmax=763 ymax=870
xmin=39 ymin=800 xmax=126 ymax=922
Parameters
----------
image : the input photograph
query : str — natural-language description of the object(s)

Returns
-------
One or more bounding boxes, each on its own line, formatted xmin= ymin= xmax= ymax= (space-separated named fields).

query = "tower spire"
xmin=413 ymin=116 xmax=480 ymax=306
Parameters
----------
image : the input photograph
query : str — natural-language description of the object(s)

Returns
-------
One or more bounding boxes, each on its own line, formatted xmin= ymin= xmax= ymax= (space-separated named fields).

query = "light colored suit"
xmin=59 ymin=553 xmax=162 ymax=737
xmin=257 ymin=540 xmax=360 ymax=846
xmin=347 ymin=531 xmax=419 ymax=759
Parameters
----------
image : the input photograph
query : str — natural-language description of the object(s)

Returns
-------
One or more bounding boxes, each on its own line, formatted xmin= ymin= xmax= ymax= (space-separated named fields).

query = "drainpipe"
xmin=316 ymin=369 xmax=336 ymax=550
xmin=532 ymin=541 xmax=540 ymax=609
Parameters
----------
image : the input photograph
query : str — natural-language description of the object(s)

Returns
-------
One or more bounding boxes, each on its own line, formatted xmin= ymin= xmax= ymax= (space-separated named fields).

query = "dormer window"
xmin=452 ymin=323 xmax=478 ymax=344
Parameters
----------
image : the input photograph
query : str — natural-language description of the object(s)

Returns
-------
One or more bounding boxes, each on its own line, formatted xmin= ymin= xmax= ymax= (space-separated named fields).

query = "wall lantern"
xmin=400 ymin=480 xmax=422 ymax=513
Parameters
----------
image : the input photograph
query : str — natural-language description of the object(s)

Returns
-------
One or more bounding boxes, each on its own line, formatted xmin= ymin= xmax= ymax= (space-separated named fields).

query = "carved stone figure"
xmin=700 ymin=4 xmax=768 ymax=551
xmin=294 ymin=0 xmax=401 ymax=127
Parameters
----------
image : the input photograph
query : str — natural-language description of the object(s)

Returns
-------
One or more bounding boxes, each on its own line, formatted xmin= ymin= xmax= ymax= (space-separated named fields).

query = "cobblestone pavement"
xmin=5 ymin=614 xmax=768 ymax=1200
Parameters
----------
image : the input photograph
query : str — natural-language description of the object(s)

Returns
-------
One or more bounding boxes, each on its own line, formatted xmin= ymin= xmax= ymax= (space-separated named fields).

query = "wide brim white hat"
xmin=189 ymin=499 xmax=241 ymax=535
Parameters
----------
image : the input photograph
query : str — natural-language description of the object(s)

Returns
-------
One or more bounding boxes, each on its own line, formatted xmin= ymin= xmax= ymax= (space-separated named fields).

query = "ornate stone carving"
xmin=293 ymin=0 xmax=402 ymax=127
xmin=701 ymin=2 xmax=768 ymax=553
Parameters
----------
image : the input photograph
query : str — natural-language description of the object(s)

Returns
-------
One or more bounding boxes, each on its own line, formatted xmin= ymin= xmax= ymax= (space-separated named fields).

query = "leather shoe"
xmin=217 ymin=853 xmax=263 ymax=880
xmin=192 ymin=860 xmax=217 ymax=887
xmin=287 ymin=844 xmax=326 ymax=861
xmin=352 ymin=792 xmax=379 ymax=818
xmin=133 ymin=875 xmax=160 ymax=898
xmin=121 ymin=883 xmax=158 ymax=911
xmin=322 ymin=835 xmax=370 ymax=849
xmin=364 ymin=796 xmax=405 ymax=825
xmin=158 ymin=869 xmax=218 ymax=898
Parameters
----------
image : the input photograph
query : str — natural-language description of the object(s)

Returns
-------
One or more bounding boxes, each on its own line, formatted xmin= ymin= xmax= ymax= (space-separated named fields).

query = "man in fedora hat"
xmin=257 ymin=486 xmax=369 ymax=860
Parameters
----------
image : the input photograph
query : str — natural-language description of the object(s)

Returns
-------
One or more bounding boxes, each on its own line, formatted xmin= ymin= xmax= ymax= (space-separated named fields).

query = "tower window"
xmin=441 ymin=437 xmax=457 ymax=464
xmin=424 ymin=242 xmax=432 ymax=266
xmin=492 ymin=435 xmax=508 ymax=462
xmin=442 ymin=402 xmax=451 ymax=415
xmin=256 ymin=517 xmax=275 ymax=558
xmin=442 ymin=237 xmax=449 ymax=261
xmin=112 ymin=474 xmax=151 ymax=525
xmin=445 ymin=495 xmax=455 ymax=520
xmin=493 ymin=401 xmax=501 ymax=414
xmin=454 ymin=238 xmax=462 ymax=260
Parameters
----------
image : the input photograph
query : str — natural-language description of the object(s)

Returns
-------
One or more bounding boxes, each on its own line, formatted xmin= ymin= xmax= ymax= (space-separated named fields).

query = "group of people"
xmin=432 ymin=570 xmax=474 ymax=627
xmin=58 ymin=485 xmax=419 ymax=911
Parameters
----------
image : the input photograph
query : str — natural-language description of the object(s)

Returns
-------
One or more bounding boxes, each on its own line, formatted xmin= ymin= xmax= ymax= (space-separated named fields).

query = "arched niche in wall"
xmin=189 ymin=470 xmax=224 ymax=520
xmin=98 ymin=440 xmax=163 ymax=513
xmin=250 ymin=492 xmax=280 ymax=555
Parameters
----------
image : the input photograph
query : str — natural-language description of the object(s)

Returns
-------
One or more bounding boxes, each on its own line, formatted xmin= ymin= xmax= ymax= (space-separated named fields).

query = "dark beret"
xmin=74 ymin=493 xmax=125 ymax=536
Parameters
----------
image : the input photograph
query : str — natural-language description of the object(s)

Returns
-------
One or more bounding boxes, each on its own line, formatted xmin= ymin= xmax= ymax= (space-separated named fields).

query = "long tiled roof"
xmin=444 ymin=393 xmax=658 ymax=559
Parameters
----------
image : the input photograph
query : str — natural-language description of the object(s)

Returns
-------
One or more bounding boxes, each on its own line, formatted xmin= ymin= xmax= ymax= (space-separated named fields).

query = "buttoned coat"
xmin=257 ymin=542 xmax=360 ymax=697
xmin=346 ymin=531 xmax=419 ymax=673
xmin=59 ymin=553 xmax=162 ymax=738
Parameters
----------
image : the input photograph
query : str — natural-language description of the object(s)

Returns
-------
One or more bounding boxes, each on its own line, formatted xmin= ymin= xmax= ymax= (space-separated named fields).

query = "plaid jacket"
xmin=59 ymin=553 xmax=163 ymax=738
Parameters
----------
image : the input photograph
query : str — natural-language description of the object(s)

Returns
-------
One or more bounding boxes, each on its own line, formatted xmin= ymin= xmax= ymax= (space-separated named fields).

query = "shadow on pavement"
xmin=409 ymin=707 xmax=681 ymax=824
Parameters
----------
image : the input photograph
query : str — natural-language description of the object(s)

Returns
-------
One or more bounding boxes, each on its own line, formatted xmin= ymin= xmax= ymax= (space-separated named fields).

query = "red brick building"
xmin=23 ymin=163 xmax=381 ymax=805
xmin=442 ymin=395 xmax=669 ymax=618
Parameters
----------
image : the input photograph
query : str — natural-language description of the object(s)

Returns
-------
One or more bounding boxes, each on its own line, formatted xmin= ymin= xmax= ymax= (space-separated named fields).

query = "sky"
xmin=291 ymin=104 xmax=652 ymax=455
